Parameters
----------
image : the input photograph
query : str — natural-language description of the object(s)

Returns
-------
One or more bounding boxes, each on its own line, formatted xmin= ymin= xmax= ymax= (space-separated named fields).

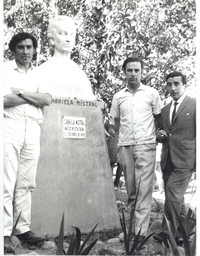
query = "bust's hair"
xmin=47 ymin=15 xmax=76 ymax=40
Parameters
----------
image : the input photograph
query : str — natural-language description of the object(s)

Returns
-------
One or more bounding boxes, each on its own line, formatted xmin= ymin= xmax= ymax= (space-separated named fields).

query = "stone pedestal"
xmin=31 ymin=98 xmax=120 ymax=236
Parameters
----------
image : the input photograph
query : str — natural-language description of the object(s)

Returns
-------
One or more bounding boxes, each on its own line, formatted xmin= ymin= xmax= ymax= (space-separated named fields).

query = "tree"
xmin=3 ymin=0 xmax=196 ymax=106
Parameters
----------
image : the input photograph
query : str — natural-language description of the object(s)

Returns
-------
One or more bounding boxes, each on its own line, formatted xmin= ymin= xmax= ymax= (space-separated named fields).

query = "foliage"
xmin=163 ymin=205 xmax=196 ymax=256
xmin=56 ymin=213 xmax=65 ymax=255
xmin=3 ymin=0 xmax=196 ymax=107
xmin=174 ymin=206 xmax=196 ymax=256
xmin=56 ymin=213 xmax=98 ymax=255
xmin=119 ymin=179 xmax=155 ymax=255
xmin=164 ymin=215 xmax=182 ymax=256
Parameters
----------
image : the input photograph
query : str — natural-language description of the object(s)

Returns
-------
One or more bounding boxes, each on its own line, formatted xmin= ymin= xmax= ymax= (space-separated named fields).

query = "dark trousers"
xmin=162 ymin=154 xmax=193 ymax=237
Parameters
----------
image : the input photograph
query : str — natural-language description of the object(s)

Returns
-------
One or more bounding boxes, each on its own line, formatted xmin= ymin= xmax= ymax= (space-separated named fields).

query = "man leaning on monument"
xmin=153 ymin=71 xmax=196 ymax=246
xmin=37 ymin=15 xmax=96 ymax=100
xmin=3 ymin=32 xmax=52 ymax=253
xmin=110 ymin=56 xmax=162 ymax=237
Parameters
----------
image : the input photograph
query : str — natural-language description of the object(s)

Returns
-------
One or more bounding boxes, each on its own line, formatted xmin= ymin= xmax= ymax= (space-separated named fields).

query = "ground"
xmin=5 ymin=172 xmax=196 ymax=256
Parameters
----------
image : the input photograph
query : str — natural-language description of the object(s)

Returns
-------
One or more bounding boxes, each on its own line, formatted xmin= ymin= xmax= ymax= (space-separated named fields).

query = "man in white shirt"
xmin=3 ymin=32 xmax=52 ymax=253
xmin=110 ymin=57 xmax=162 ymax=237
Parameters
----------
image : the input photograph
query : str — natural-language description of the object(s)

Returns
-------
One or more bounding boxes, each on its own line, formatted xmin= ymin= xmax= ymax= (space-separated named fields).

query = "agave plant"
xmin=163 ymin=203 xmax=196 ymax=256
xmin=56 ymin=213 xmax=65 ymax=255
xmin=56 ymin=213 xmax=98 ymax=255
xmin=164 ymin=215 xmax=182 ymax=256
xmin=119 ymin=179 xmax=155 ymax=255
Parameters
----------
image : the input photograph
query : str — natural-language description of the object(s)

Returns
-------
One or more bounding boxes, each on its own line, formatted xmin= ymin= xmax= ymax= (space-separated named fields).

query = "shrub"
xmin=56 ymin=213 xmax=98 ymax=255
xmin=163 ymin=203 xmax=196 ymax=256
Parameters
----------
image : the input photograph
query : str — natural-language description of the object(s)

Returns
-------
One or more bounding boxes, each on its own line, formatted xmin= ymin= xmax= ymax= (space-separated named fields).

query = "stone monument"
xmin=31 ymin=97 xmax=120 ymax=236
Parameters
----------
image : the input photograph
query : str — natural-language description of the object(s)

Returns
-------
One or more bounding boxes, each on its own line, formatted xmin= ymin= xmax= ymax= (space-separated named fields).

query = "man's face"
xmin=166 ymin=76 xmax=185 ymax=100
xmin=51 ymin=21 xmax=76 ymax=54
xmin=125 ymin=62 xmax=142 ymax=89
xmin=14 ymin=39 xmax=34 ymax=66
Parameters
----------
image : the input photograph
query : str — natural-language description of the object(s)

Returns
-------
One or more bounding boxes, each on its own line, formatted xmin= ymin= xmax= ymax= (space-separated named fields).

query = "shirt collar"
xmin=11 ymin=59 xmax=34 ymax=73
xmin=172 ymin=93 xmax=186 ymax=105
xmin=125 ymin=82 xmax=145 ymax=93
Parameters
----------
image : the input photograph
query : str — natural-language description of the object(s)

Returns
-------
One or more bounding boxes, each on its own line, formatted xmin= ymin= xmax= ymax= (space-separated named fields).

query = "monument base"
xmin=31 ymin=98 xmax=120 ymax=236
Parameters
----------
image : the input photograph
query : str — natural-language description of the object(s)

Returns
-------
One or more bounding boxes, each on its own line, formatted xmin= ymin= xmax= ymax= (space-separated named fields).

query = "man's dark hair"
xmin=9 ymin=32 xmax=38 ymax=52
xmin=122 ymin=57 xmax=143 ymax=71
xmin=166 ymin=71 xmax=187 ymax=85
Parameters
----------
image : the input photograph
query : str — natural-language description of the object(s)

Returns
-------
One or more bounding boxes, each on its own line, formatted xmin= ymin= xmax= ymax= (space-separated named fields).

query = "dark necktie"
xmin=171 ymin=101 xmax=178 ymax=123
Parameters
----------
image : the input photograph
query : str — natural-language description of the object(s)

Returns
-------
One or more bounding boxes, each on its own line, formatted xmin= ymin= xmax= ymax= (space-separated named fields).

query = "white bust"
xmin=38 ymin=15 xmax=95 ymax=100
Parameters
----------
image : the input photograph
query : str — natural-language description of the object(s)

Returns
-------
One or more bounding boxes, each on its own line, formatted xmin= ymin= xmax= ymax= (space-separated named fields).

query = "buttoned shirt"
xmin=3 ymin=60 xmax=45 ymax=123
xmin=169 ymin=93 xmax=186 ymax=124
xmin=110 ymin=83 xmax=162 ymax=146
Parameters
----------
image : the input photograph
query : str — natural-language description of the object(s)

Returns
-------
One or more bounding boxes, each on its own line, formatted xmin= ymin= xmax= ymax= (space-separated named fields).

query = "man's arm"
xmin=17 ymin=91 xmax=52 ymax=108
xmin=154 ymin=113 xmax=168 ymax=142
xmin=109 ymin=93 xmax=120 ymax=135
xmin=4 ymin=94 xmax=28 ymax=108
xmin=109 ymin=117 xmax=120 ymax=136
xmin=154 ymin=113 xmax=162 ymax=131
xmin=4 ymin=88 xmax=52 ymax=108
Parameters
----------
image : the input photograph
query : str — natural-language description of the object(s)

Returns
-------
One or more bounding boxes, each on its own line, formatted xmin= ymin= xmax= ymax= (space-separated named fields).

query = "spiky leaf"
xmin=164 ymin=215 xmax=181 ymax=256
xmin=66 ymin=234 xmax=76 ymax=255
xmin=81 ymin=239 xmax=98 ymax=255
xmin=120 ymin=206 xmax=128 ymax=254
xmin=184 ymin=208 xmax=196 ymax=237
xmin=79 ymin=223 xmax=98 ymax=254
xmin=56 ymin=213 xmax=65 ymax=255
xmin=136 ymin=231 xmax=155 ymax=251
xmin=71 ymin=226 xmax=81 ymax=255
xmin=129 ymin=228 xmax=142 ymax=254
xmin=171 ymin=203 xmax=192 ymax=256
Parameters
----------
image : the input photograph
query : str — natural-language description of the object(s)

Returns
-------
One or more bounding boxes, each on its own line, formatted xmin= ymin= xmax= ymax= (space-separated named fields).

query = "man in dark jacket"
xmin=154 ymin=71 xmax=196 ymax=244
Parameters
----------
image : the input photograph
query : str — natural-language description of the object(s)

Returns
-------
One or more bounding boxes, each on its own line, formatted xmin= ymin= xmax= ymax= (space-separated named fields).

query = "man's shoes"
xmin=153 ymin=231 xmax=169 ymax=248
xmin=4 ymin=236 xmax=15 ymax=254
xmin=16 ymin=231 xmax=45 ymax=245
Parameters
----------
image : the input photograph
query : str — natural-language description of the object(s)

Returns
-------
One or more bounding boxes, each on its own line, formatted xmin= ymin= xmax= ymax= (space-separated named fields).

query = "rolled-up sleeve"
xmin=152 ymin=89 xmax=162 ymax=115
xmin=110 ymin=95 xmax=120 ymax=119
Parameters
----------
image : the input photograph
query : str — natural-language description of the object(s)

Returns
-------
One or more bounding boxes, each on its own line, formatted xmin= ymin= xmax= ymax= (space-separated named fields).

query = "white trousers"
xmin=119 ymin=143 xmax=156 ymax=235
xmin=4 ymin=118 xmax=40 ymax=236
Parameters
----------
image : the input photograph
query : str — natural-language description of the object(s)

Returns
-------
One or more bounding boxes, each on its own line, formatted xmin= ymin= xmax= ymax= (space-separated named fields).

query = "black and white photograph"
xmin=1 ymin=0 xmax=198 ymax=255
